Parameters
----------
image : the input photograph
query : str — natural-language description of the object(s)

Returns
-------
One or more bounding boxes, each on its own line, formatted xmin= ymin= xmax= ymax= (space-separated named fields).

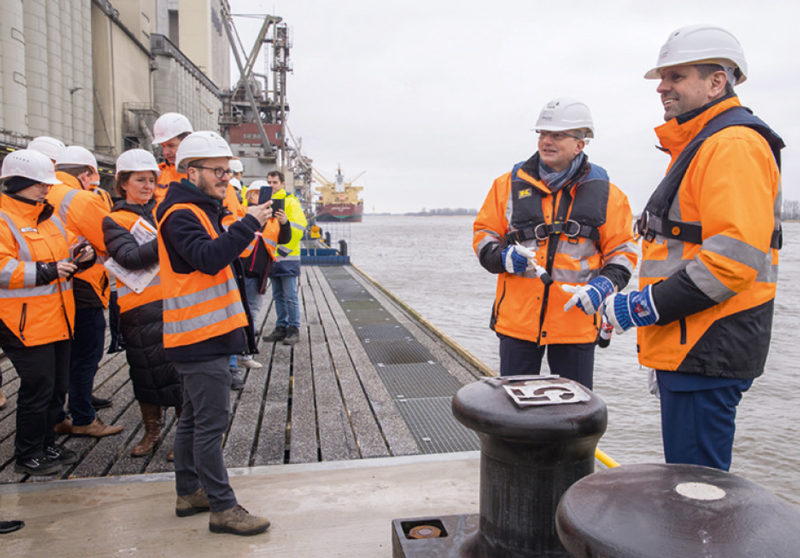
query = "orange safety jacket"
xmin=0 ymin=194 xmax=75 ymax=347
xmin=155 ymin=162 xmax=184 ymax=204
xmin=106 ymin=209 xmax=162 ymax=314
xmin=637 ymin=96 xmax=782 ymax=378
xmin=157 ymin=203 xmax=248 ymax=349
xmin=473 ymin=155 xmax=637 ymax=345
xmin=221 ymin=182 xmax=246 ymax=229
xmin=47 ymin=171 xmax=110 ymax=308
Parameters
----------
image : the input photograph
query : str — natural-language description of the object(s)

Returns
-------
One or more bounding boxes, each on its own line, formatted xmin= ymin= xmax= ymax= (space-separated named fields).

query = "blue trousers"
xmin=270 ymin=275 xmax=299 ymax=328
xmin=173 ymin=356 xmax=238 ymax=513
xmin=657 ymin=372 xmax=752 ymax=471
xmin=68 ymin=307 xmax=107 ymax=426
xmin=498 ymin=334 xmax=596 ymax=390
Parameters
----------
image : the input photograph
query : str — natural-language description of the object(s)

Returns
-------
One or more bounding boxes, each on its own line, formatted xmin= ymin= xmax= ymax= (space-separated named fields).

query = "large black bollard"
xmin=557 ymin=463 xmax=800 ymax=558
xmin=451 ymin=376 xmax=607 ymax=558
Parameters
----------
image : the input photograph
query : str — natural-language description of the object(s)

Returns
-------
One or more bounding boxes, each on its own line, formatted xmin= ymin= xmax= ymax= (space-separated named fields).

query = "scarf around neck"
xmin=539 ymin=151 xmax=586 ymax=193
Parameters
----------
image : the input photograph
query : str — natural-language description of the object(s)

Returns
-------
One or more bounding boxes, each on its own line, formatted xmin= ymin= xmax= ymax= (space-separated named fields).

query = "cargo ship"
xmin=314 ymin=165 xmax=365 ymax=222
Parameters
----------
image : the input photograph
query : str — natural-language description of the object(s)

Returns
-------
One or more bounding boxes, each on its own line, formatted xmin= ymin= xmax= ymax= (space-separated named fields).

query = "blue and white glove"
xmin=502 ymin=245 xmax=531 ymax=275
xmin=602 ymin=285 xmax=660 ymax=334
xmin=563 ymin=276 xmax=615 ymax=315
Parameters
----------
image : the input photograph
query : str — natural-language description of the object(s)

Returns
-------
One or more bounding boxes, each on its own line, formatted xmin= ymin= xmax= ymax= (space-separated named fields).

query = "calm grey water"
xmin=329 ymin=215 xmax=800 ymax=506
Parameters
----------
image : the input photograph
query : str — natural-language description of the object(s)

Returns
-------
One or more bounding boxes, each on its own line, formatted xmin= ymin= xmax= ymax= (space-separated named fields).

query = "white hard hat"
xmin=28 ymin=136 xmax=65 ymax=162
xmin=1 ymin=149 xmax=60 ymax=184
xmin=535 ymin=97 xmax=594 ymax=138
xmin=175 ymin=131 xmax=233 ymax=172
xmin=229 ymin=177 xmax=242 ymax=192
xmin=644 ymin=24 xmax=748 ymax=85
xmin=56 ymin=145 xmax=98 ymax=170
xmin=229 ymin=159 xmax=244 ymax=173
xmin=152 ymin=112 xmax=194 ymax=145
xmin=247 ymin=179 xmax=268 ymax=192
xmin=115 ymin=149 xmax=161 ymax=178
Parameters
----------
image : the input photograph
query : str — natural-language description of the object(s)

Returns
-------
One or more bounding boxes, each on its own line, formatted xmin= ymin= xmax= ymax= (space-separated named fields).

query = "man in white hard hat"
xmin=473 ymin=97 xmax=637 ymax=389
xmin=156 ymin=131 xmax=272 ymax=536
xmin=152 ymin=112 xmax=194 ymax=203
xmin=49 ymin=146 xmax=122 ymax=437
xmin=601 ymin=25 xmax=784 ymax=471
xmin=28 ymin=136 xmax=66 ymax=163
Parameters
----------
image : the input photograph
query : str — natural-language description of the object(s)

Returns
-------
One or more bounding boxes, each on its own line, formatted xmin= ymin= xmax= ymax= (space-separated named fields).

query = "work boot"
xmin=282 ymin=326 xmax=300 ymax=346
xmin=240 ymin=355 xmax=262 ymax=369
xmin=209 ymin=505 xmax=270 ymax=536
xmin=262 ymin=326 xmax=286 ymax=343
xmin=131 ymin=402 xmax=163 ymax=456
xmin=54 ymin=418 xmax=73 ymax=435
xmin=14 ymin=456 xmax=62 ymax=476
xmin=175 ymin=488 xmax=211 ymax=517
xmin=71 ymin=417 xmax=123 ymax=437
xmin=91 ymin=394 xmax=113 ymax=410
xmin=230 ymin=367 xmax=245 ymax=391
xmin=44 ymin=444 xmax=79 ymax=466
xmin=0 ymin=388 xmax=6 ymax=410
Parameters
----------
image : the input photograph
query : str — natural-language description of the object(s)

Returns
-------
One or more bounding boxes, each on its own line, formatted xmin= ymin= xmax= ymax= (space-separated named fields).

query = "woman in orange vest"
xmin=0 ymin=150 xmax=94 ymax=476
xmin=102 ymin=149 xmax=182 ymax=458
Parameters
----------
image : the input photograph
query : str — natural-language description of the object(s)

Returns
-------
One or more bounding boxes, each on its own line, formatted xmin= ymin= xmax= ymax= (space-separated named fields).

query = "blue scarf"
xmin=539 ymin=152 xmax=586 ymax=193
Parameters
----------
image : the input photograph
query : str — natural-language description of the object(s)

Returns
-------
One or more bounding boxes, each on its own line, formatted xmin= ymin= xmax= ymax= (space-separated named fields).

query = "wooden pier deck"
xmin=0 ymin=264 xmax=489 ymax=484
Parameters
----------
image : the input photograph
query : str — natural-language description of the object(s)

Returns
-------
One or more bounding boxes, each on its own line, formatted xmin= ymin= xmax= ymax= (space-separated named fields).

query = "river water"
xmin=326 ymin=215 xmax=800 ymax=506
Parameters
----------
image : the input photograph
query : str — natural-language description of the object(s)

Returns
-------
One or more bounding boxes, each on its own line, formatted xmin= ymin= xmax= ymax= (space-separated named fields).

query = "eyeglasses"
xmin=536 ymin=130 xmax=581 ymax=141
xmin=191 ymin=165 xmax=233 ymax=179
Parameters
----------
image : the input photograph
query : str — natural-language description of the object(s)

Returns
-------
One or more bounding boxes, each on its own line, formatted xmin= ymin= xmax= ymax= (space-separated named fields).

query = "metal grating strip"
xmin=363 ymin=339 xmax=433 ymax=365
xmin=340 ymin=300 xmax=382 ymax=311
xmin=353 ymin=323 xmax=411 ymax=342
xmin=345 ymin=308 xmax=397 ymax=325
xmin=377 ymin=363 xmax=465 ymax=399
xmin=396 ymin=397 xmax=480 ymax=453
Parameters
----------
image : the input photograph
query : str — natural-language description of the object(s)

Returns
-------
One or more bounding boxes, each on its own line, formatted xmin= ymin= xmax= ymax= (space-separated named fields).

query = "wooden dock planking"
xmin=0 ymin=265 xmax=489 ymax=484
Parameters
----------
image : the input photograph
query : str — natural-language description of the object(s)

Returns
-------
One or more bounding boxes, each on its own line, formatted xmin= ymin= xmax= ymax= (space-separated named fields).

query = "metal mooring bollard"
xmin=556 ymin=463 xmax=800 ymax=558
xmin=391 ymin=375 xmax=607 ymax=558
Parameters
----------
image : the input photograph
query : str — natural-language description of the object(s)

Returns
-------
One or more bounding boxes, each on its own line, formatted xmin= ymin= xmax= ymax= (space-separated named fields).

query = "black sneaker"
xmin=282 ymin=326 xmax=300 ymax=346
xmin=262 ymin=326 xmax=287 ymax=342
xmin=44 ymin=444 xmax=79 ymax=465
xmin=14 ymin=456 xmax=62 ymax=476
xmin=0 ymin=520 xmax=24 ymax=534
xmin=229 ymin=367 xmax=245 ymax=391
xmin=91 ymin=395 xmax=113 ymax=409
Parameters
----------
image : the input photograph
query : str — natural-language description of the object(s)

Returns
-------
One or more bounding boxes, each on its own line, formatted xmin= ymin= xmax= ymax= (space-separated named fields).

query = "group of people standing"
xmin=0 ymin=110 xmax=306 ymax=535
xmin=474 ymin=25 xmax=783 ymax=473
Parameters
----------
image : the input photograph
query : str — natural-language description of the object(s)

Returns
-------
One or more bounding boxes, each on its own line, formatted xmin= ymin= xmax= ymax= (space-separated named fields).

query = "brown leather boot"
xmin=131 ymin=402 xmax=162 ymax=456
xmin=71 ymin=417 xmax=123 ymax=437
xmin=166 ymin=405 xmax=181 ymax=462
xmin=209 ymin=505 xmax=270 ymax=536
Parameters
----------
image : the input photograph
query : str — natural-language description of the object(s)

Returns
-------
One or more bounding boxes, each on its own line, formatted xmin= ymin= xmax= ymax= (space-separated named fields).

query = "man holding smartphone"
xmin=261 ymin=171 xmax=307 ymax=345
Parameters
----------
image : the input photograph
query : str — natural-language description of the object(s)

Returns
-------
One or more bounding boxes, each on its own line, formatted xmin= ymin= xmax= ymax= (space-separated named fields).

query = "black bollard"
xmin=556 ymin=463 xmax=800 ymax=558
xmin=325 ymin=231 xmax=331 ymax=247
xmin=338 ymin=239 xmax=348 ymax=256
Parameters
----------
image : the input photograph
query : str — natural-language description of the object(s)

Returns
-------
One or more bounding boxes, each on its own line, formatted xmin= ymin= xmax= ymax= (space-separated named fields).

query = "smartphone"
xmin=271 ymin=198 xmax=285 ymax=212
xmin=257 ymin=186 xmax=273 ymax=205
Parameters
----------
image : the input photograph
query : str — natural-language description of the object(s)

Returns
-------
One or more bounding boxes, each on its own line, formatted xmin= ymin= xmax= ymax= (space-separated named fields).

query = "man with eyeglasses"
xmin=156 ymin=131 xmax=273 ymax=536
xmin=473 ymin=97 xmax=637 ymax=389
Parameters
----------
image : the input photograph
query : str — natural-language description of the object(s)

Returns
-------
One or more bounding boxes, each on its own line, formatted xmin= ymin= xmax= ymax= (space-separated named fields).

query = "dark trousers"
xmin=658 ymin=375 xmax=752 ymax=471
xmin=173 ymin=357 xmax=237 ymax=513
xmin=5 ymin=340 xmax=70 ymax=461
xmin=498 ymin=334 xmax=596 ymax=390
xmin=68 ymin=307 xmax=106 ymax=426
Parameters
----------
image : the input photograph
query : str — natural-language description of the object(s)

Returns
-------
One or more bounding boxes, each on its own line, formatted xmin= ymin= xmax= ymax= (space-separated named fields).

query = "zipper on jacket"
xmin=19 ymin=302 xmax=27 ymax=341
xmin=679 ymin=318 xmax=687 ymax=345
xmin=491 ymin=280 xmax=507 ymax=331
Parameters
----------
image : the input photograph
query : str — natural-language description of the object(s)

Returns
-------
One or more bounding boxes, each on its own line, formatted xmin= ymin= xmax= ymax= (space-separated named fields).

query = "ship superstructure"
xmin=313 ymin=166 xmax=365 ymax=222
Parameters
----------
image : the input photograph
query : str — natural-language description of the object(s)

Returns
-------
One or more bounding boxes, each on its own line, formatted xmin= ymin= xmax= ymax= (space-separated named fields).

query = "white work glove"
xmin=563 ymin=276 xmax=616 ymax=315
xmin=602 ymin=285 xmax=660 ymax=334
xmin=502 ymin=245 xmax=534 ymax=275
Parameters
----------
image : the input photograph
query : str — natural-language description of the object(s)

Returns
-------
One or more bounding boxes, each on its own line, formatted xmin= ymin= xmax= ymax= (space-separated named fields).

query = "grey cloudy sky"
xmin=230 ymin=0 xmax=800 ymax=214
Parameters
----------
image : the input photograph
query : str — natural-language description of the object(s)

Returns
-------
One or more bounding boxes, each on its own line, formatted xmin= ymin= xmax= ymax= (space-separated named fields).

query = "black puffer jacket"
xmin=103 ymin=199 xmax=181 ymax=407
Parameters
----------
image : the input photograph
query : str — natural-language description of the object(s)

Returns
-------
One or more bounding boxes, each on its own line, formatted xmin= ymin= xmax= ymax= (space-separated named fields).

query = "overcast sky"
xmin=228 ymin=0 xmax=800 ymax=214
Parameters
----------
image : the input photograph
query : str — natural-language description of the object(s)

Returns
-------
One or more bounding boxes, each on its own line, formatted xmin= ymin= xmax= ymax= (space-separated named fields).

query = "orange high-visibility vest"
xmin=157 ymin=203 xmax=248 ymax=349
xmin=155 ymin=163 xmax=184 ymax=204
xmin=0 ymin=195 xmax=75 ymax=346
xmin=106 ymin=209 xmax=162 ymax=314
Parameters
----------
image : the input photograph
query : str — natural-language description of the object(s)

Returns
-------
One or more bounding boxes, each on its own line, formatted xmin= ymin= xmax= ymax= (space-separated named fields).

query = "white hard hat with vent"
xmin=535 ymin=97 xmax=595 ymax=138
xmin=28 ymin=136 xmax=66 ymax=162
xmin=644 ymin=25 xmax=748 ymax=85
xmin=175 ymin=131 xmax=233 ymax=172
xmin=229 ymin=177 xmax=242 ymax=192
xmin=1 ymin=149 xmax=60 ymax=184
xmin=152 ymin=113 xmax=194 ymax=145
xmin=115 ymin=149 xmax=161 ymax=178
xmin=56 ymin=145 xmax=98 ymax=170
xmin=247 ymin=179 xmax=268 ymax=192
xmin=229 ymin=159 xmax=244 ymax=173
